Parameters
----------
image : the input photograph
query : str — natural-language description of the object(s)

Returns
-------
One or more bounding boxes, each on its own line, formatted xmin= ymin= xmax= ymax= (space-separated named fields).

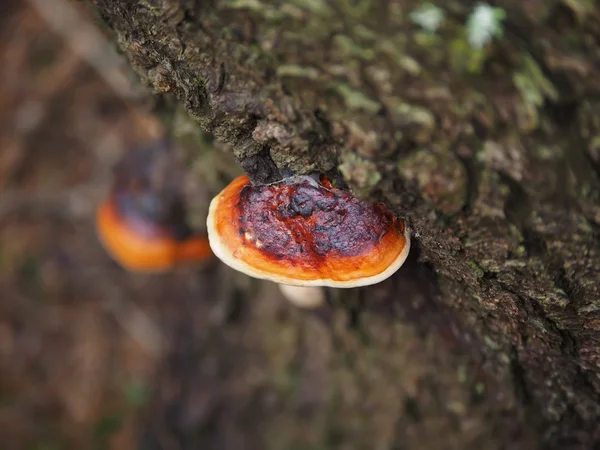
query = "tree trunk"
xmin=88 ymin=1 xmax=600 ymax=449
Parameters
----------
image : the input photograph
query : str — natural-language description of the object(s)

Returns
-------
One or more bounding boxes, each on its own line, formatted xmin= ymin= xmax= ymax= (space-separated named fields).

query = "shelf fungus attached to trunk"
xmin=96 ymin=138 xmax=213 ymax=272
xmin=207 ymin=174 xmax=410 ymax=308
xmin=97 ymin=187 xmax=212 ymax=272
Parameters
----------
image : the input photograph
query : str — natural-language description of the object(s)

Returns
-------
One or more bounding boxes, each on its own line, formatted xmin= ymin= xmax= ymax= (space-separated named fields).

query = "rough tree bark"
xmin=88 ymin=1 xmax=600 ymax=449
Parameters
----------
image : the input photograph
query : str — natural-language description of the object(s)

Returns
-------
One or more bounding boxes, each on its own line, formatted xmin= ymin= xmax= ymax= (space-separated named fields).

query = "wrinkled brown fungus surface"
xmin=207 ymin=174 xmax=410 ymax=286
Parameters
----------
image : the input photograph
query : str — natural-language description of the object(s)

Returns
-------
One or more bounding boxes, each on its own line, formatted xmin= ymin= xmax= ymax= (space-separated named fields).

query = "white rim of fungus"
xmin=207 ymin=190 xmax=411 ymax=288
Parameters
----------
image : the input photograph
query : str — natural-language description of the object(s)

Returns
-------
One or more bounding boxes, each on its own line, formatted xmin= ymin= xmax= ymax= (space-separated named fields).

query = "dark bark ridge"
xmin=91 ymin=0 xmax=600 ymax=447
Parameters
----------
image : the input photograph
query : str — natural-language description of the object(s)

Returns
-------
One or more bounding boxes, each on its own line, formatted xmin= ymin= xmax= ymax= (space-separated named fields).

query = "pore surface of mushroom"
xmin=207 ymin=174 xmax=410 ymax=288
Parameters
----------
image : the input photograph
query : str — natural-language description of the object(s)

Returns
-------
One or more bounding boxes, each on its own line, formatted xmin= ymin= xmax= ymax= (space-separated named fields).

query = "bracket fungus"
xmin=96 ymin=187 xmax=212 ymax=272
xmin=96 ymin=139 xmax=212 ymax=272
xmin=207 ymin=174 xmax=410 ymax=308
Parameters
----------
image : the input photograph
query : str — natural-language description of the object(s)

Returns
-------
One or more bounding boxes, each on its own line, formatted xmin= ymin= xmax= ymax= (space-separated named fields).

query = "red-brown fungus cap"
xmin=207 ymin=175 xmax=410 ymax=287
xmin=96 ymin=195 xmax=212 ymax=272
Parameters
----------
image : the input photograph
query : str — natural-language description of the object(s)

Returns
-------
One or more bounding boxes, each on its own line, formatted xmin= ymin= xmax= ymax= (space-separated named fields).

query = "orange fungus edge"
xmin=207 ymin=175 xmax=411 ymax=287
xmin=175 ymin=235 xmax=213 ymax=264
xmin=97 ymin=199 xmax=213 ymax=271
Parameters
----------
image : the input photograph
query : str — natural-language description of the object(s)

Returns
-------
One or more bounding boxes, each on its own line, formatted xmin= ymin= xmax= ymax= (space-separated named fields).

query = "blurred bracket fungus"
xmin=96 ymin=194 xmax=212 ymax=272
xmin=206 ymin=174 xmax=410 ymax=309
xmin=96 ymin=138 xmax=213 ymax=272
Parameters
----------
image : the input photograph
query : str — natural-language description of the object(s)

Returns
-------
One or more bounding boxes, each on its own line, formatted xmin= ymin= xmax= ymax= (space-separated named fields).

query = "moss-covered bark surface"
xmin=89 ymin=1 xmax=600 ymax=448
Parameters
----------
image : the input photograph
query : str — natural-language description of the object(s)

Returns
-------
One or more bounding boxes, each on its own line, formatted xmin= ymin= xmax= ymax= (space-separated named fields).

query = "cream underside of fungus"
xmin=277 ymin=284 xmax=327 ymax=309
